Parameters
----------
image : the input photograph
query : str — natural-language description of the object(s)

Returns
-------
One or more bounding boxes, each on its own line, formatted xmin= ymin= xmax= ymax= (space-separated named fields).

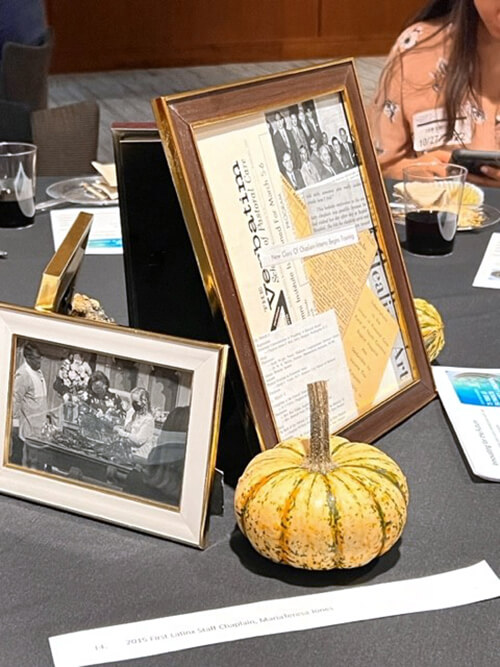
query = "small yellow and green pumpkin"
xmin=234 ymin=381 xmax=409 ymax=570
xmin=414 ymin=297 xmax=445 ymax=362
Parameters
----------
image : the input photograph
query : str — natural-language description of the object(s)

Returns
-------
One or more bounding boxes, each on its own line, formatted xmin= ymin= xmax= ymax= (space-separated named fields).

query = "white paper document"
xmin=49 ymin=561 xmax=500 ymax=667
xmin=472 ymin=232 xmax=500 ymax=288
xmin=50 ymin=207 xmax=122 ymax=255
xmin=254 ymin=310 xmax=357 ymax=439
xmin=260 ymin=225 xmax=358 ymax=268
xmin=433 ymin=366 xmax=500 ymax=481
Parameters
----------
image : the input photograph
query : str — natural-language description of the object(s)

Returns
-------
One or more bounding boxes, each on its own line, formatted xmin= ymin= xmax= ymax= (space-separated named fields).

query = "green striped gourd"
xmin=234 ymin=381 xmax=409 ymax=570
xmin=414 ymin=297 xmax=445 ymax=362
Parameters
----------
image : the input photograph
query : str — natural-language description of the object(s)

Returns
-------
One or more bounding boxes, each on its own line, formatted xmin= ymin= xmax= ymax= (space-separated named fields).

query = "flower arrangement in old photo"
xmin=57 ymin=353 xmax=93 ymax=396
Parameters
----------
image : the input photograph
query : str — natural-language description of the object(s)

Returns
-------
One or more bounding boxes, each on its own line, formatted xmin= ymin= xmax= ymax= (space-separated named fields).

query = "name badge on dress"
xmin=412 ymin=107 xmax=472 ymax=152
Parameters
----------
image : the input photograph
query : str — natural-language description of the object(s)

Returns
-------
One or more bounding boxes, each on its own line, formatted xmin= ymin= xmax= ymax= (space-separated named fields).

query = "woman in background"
xmin=370 ymin=0 xmax=500 ymax=186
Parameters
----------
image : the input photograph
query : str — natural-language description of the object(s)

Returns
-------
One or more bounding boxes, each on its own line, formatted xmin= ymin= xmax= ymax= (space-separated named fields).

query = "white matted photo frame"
xmin=153 ymin=59 xmax=435 ymax=450
xmin=0 ymin=303 xmax=227 ymax=548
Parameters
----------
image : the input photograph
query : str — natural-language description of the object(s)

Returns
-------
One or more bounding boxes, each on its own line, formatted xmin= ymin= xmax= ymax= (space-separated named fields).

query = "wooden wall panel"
xmin=167 ymin=0 xmax=319 ymax=45
xmin=321 ymin=0 xmax=424 ymax=43
xmin=45 ymin=0 xmax=422 ymax=74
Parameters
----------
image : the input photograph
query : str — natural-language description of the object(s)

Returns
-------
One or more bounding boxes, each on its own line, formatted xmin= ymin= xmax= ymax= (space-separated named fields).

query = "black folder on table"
xmin=111 ymin=123 xmax=215 ymax=339
xmin=112 ymin=123 xmax=259 ymax=482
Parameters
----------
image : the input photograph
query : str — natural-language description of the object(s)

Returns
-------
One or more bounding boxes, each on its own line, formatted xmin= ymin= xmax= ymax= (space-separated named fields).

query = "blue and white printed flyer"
xmin=433 ymin=366 xmax=500 ymax=481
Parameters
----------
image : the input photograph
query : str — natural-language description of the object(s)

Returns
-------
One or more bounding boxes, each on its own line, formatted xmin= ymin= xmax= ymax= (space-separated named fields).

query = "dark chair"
xmin=31 ymin=100 xmax=100 ymax=177
xmin=0 ymin=100 xmax=32 ymax=141
xmin=0 ymin=27 xmax=53 ymax=111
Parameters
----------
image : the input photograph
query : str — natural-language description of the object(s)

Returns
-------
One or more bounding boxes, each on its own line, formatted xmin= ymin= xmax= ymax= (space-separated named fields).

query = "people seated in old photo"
xmin=10 ymin=338 xmax=191 ymax=508
xmin=266 ymin=99 xmax=358 ymax=191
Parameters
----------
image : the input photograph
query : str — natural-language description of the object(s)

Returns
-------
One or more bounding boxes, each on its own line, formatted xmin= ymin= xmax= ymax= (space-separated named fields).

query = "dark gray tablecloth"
xmin=0 ymin=179 xmax=498 ymax=667
xmin=0 ymin=178 xmax=128 ymax=324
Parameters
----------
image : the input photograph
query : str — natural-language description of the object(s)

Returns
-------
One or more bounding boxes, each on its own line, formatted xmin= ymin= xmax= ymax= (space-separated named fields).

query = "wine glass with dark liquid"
xmin=402 ymin=163 xmax=467 ymax=256
xmin=0 ymin=143 xmax=37 ymax=229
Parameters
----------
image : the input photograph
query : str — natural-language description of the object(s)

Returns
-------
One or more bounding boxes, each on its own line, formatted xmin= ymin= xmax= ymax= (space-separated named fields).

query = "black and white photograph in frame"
xmin=0 ymin=303 xmax=227 ymax=547
xmin=265 ymin=96 xmax=359 ymax=190
xmin=9 ymin=336 xmax=192 ymax=508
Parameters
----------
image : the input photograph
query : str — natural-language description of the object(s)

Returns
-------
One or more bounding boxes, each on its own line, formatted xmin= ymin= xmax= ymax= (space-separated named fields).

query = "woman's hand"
xmin=422 ymin=149 xmax=451 ymax=164
xmin=467 ymin=166 xmax=500 ymax=188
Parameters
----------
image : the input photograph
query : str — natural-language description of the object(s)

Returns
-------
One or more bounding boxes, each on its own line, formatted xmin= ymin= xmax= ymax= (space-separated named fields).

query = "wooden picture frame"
xmin=0 ymin=302 xmax=227 ymax=547
xmin=153 ymin=59 xmax=435 ymax=449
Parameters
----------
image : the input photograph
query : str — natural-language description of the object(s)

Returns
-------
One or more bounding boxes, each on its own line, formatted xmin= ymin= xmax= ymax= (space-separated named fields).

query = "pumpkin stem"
xmin=305 ymin=381 xmax=335 ymax=474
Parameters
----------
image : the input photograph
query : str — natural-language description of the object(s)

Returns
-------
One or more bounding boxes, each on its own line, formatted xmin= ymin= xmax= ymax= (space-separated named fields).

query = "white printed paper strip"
xmin=472 ymin=232 xmax=500 ymax=289
xmin=49 ymin=561 xmax=500 ymax=667
xmin=51 ymin=207 xmax=122 ymax=255
xmin=260 ymin=225 xmax=358 ymax=267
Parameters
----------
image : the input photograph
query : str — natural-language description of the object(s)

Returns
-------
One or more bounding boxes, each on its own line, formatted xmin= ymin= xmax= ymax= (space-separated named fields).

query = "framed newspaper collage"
xmin=153 ymin=59 xmax=435 ymax=450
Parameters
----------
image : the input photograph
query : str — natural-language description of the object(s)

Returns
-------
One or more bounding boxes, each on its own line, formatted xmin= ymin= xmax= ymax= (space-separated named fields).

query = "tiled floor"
xmin=48 ymin=56 xmax=386 ymax=162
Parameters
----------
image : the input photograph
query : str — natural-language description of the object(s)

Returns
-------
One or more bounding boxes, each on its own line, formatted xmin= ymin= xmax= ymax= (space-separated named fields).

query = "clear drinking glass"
xmin=0 ymin=142 xmax=37 ymax=229
xmin=402 ymin=162 xmax=467 ymax=256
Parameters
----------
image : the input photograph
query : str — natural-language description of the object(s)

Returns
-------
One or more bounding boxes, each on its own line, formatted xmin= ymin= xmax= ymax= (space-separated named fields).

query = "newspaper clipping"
xmin=195 ymin=92 xmax=413 ymax=439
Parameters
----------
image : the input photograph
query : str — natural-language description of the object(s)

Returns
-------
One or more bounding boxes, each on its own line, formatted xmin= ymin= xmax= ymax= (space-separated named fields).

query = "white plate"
xmin=46 ymin=176 xmax=118 ymax=206
xmin=456 ymin=204 xmax=500 ymax=231
xmin=390 ymin=203 xmax=500 ymax=232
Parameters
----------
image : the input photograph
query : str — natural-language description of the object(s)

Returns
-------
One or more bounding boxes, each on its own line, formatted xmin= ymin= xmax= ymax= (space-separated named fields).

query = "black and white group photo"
xmin=9 ymin=336 xmax=192 ymax=508
xmin=266 ymin=98 xmax=358 ymax=191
